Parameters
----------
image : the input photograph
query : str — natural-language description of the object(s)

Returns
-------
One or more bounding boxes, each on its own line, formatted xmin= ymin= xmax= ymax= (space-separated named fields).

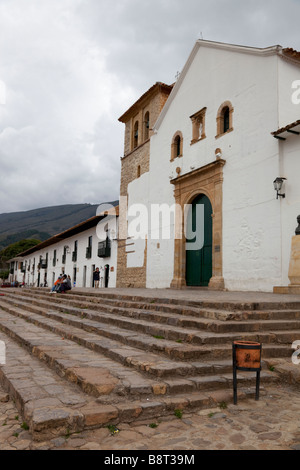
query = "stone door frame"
xmin=170 ymin=159 xmax=225 ymax=290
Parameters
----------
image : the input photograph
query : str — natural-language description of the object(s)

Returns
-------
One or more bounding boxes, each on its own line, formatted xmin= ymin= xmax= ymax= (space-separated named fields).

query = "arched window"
xmin=216 ymin=101 xmax=233 ymax=138
xmin=144 ymin=111 xmax=150 ymax=140
xmin=133 ymin=121 xmax=139 ymax=148
xmin=171 ymin=131 xmax=183 ymax=161
xmin=175 ymin=135 xmax=181 ymax=157
xmin=223 ymin=106 xmax=230 ymax=133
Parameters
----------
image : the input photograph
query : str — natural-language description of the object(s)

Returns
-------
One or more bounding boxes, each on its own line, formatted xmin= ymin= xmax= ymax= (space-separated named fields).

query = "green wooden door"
xmin=186 ymin=194 xmax=212 ymax=286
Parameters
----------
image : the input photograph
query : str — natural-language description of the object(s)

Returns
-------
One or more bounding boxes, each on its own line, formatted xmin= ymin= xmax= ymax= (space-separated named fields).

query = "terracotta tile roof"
xmin=271 ymin=119 xmax=300 ymax=137
xmin=13 ymin=205 xmax=119 ymax=258
xmin=118 ymin=82 xmax=174 ymax=123
xmin=282 ymin=48 xmax=300 ymax=61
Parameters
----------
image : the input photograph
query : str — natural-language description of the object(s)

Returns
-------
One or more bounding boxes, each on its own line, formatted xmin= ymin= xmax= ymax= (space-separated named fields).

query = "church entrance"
xmin=186 ymin=194 xmax=212 ymax=286
xmin=170 ymin=159 xmax=225 ymax=290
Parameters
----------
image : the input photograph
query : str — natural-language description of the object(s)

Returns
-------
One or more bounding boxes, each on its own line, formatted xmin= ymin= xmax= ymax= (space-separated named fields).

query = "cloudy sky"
xmin=0 ymin=0 xmax=300 ymax=215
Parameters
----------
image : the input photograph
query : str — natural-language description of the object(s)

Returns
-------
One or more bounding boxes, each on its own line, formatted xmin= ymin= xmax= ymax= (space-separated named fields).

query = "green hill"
xmin=0 ymin=202 xmax=118 ymax=252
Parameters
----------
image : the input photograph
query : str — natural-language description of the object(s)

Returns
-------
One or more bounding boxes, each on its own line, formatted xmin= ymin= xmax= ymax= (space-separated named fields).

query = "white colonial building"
xmin=9 ymin=206 xmax=119 ymax=289
xmin=8 ymin=40 xmax=300 ymax=293
xmin=117 ymin=40 xmax=300 ymax=292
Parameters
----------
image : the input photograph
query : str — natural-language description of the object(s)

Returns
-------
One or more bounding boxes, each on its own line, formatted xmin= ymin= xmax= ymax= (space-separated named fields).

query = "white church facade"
xmin=8 ymin=40 xmax=300 ymax=294
xmin=116 ymin=40 xmax=300 ymax=292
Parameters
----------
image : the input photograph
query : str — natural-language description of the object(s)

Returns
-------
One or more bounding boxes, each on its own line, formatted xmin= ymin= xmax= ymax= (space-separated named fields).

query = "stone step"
xmin=2 ymin=327 xmax=267 ymax=442
xmin=0 ymin=308 xmax=184 ymax=397
xmin=1 ymin=289 xmax=237 ymax=323
xmin=13 ymin=288 xmax=300 ymax=322
xmin=5 ymin=295 xmax=300 ymax=344
xmin=36 ymin=287 xmax=300 ymax=311
xmin=0 ymin=328 xmax=93 ymax=441
xmin=0 ymin=299 xmax=216 ymax=361
xmin=0 ymin=301 xmax=230 ymax=373
xmin=0 ymin=298 xmax=293 ymax=379
xmin=0 ymin=289 xmax=292 ymax=441
xmin=0 ymin=292 xmax=226 ymax=334
xmin=7 ymin=290 xmax=300 ymax=333
xmin=2 ymin=291 xmax=235 ymax=328
xmin=0 ymin=296 xmax=298 ymax=370
xmin=0 ymin=310 xmax=278 ymax=442
xmin=1 ymin=307 xmax=276 ymax=396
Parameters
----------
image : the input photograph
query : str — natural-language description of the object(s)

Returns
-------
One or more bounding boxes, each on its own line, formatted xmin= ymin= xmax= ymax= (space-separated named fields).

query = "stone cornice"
xmin=170 ymin=159 xmax=226 ymax=185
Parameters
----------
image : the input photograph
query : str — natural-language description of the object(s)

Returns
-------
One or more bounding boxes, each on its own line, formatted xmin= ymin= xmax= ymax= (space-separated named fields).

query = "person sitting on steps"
xmin=57 ymin=274 xmax=72 ymax=293
xmin=50 ymin=275 xmax=62 ymax=293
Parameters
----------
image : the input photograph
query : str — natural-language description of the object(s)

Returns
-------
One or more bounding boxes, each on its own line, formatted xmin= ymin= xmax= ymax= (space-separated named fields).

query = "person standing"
xmin=93 ymin=267 xmax=100 ymax=288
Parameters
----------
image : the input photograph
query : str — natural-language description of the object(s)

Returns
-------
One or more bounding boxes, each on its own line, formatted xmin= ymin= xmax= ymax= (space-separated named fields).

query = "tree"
xmin=0 ymin=239 xmax=41 ymax=269
xmin=0 ymin=269 xmax=9 ymax=280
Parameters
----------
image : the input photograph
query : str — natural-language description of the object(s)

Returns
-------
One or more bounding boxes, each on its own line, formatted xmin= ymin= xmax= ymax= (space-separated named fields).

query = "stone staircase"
xmin=0 ymin=287 xmax=299 ymax=441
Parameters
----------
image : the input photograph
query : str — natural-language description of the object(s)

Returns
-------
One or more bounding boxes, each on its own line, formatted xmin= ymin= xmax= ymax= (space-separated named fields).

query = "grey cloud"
xmin=0 ymin=0 xmax=299 ymax=214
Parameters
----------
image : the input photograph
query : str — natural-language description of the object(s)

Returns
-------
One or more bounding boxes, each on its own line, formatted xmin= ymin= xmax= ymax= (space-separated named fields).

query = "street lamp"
xmin=273 ymin=177 xmax=286 ymax=199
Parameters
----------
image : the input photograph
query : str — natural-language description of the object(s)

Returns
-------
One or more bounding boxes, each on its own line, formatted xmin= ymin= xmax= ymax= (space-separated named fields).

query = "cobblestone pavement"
xmin=1 ymin=382 xmax=300 ymax=451
xmin=2 ymin=287 xmax=300 ymax=453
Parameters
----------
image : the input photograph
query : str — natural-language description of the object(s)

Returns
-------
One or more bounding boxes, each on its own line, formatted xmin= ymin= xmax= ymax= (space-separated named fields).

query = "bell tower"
xmin=117 ymin=82 xmax=173 ymax=287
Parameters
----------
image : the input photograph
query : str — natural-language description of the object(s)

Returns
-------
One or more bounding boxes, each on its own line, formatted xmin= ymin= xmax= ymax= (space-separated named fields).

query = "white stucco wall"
xmin=127 ymin=172 xmax=150 ymax=269
xmin=278 ymin=58 xmax=300 ymax=126
xmin=279 ymin=135 xmax=300 ymax=286
xmin=127 ymin=42 xmax=300 ymax=291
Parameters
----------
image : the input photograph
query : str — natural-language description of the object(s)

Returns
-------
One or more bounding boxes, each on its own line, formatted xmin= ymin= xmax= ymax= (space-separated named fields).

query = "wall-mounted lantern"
xmin=273 ymin=177 xmax=286 ymax=199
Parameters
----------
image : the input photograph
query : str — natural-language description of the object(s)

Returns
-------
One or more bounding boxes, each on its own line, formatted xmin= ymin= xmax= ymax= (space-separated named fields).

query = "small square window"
xmin=190 ymin=107 xmax=206 ymax=144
